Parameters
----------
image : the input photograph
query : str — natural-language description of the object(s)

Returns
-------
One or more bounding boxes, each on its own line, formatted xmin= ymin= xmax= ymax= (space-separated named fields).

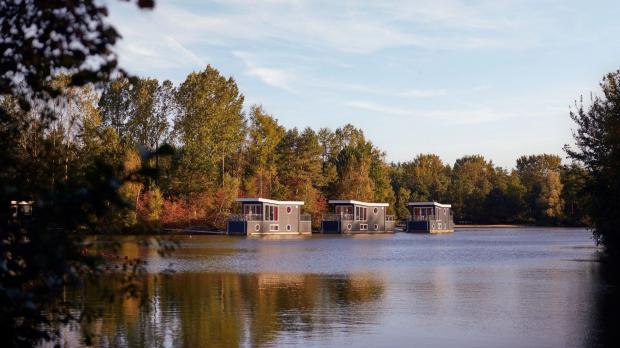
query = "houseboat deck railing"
xmin=321 ymin=213 xmax=354 ymax=221
xmin=409 ymin=215 xmax=436 ymax=222
xmin=228 ymin=213 xmax=264 ymax=221
xmin=386 ymin=215 xmax=395 ymax=221
xmin=300 ymin=213 xmax=312 ymax=221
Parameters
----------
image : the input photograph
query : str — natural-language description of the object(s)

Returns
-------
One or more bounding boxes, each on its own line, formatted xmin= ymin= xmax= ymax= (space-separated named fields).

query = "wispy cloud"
xmin=232 ymin=51 xmax=295 ymax=92
xmin=345 ymin=100 xmax=410 ymax=115
xmin=399 ymin=89 xmax=448 ymax=98
xmin=162 ymin=36 xmax=205 ymax=67
xmin=345 ymin=99 xmax=513 ymax=125
xmin=110 ymin=0 xmax=535 ymax=57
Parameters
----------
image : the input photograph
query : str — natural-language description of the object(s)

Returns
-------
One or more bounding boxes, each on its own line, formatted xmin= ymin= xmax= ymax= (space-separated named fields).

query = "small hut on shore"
xmin=227 ymin=198 xmax=311 ymax=236
xmin=321 ymin=200 xmax=395 ymax=234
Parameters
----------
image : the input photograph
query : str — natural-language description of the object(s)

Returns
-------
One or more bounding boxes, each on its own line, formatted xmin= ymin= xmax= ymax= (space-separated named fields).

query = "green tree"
xmin=174 ymin=66 xmax=245 ymax=193
xmin=516 ymin=154 xmax=563 ymax=223
xmin=483 ymin=169 xmax=527 ymax=224
xmin=560 ymin=164 xmax=590 ymax=226
xmin=334 ymin=143 xmax=375 ymax=201
xmin=245 ymin=105 xmax=285 ymax=196
xmin=1 ymin=1 xmax=160 ymax=346
xmin=369 ymin=148 xmax=395 ymax=212
xmin=0 ymin=0 xmax=154 ymax=115
xmin=401 ymin=154 xmax=451 ymax=202
xmin=275 ymin=127 xmax=326 ymax=225
xmin=127 ymin=77 xmax=159 ymax=149
xmin=449 ymin=155 xmax=494 ymax=222
xmin=98 ymin=77 xmax=132 ymax=142
xmin=566 ymin=70 xmax=620 ymax=257
xmin=317 ymin=127 xmax=339 ymax=197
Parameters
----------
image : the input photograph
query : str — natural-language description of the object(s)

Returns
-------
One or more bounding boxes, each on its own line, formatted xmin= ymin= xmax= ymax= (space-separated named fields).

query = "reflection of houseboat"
xmin=227 ymin=198 xmax=311 ymax=236
xmin=321 ymin=200 xmax=395 ymax=234
xmin=406 ymin=202 xmax=454 ymax=233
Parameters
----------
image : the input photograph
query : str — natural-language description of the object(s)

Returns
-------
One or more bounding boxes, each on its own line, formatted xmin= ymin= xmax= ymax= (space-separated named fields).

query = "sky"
xmin=105 ymin=0 xmax=620 ymax=168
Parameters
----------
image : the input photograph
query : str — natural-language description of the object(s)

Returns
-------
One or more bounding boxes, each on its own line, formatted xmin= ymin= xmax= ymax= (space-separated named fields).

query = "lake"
xmin=64 ymin=227 xmax=619 ymax=348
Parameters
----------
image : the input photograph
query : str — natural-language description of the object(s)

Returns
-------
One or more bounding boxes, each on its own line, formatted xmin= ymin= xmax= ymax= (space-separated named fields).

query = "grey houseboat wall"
xmin=406 ymin=202 xmax=455 ymax=233
xmin=227 ymin=198 xmax=311 ymax=236
xmin=321 ymin=200 xmax=395 ymax=233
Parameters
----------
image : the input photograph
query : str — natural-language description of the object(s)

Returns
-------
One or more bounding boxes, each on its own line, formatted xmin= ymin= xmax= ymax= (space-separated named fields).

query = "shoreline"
xmin=455 ymin=224 xmax=525 ymax=229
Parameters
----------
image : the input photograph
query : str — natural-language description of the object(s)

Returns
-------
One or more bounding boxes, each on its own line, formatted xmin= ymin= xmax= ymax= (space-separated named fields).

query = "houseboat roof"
xmin=236 ymin=197 xmax=305 ymax=205
xmin=328 ymin=200 xmax=389 ymax=207
xmin=407 ymin=201 xmax=452 ymax=208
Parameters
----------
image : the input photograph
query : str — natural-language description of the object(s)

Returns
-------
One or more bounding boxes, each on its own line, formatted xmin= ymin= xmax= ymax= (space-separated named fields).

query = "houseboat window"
xmin=264 ymin=205 xmax=279 ymax=221
xmin=360 ymin=224 xmax=368 ymax=230
xmin=335 ymin=205 xmax=353 ymax=216
xmin=286 ymin=206 xmax=292 ymax=214
xmin=355 ymin=206 xmax=367 ymax=221
xmin=373 ymin=207 xmax=378 ymax=214
xmin=244 ymin=204 xmax=262 ymax=215
xmin=269 ymin=224 xmax=279 ymax=231
xmin=286 ymin=224 xmax=291 ymax=231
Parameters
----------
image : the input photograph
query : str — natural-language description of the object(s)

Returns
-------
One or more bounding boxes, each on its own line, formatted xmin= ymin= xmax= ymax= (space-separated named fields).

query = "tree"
xmin=1 ymin=1 xmax=158 ymax=346
xmin=483 ymin=168 xmax=527 ymax=224
xmin=334 ymin=143 xmax=375 ymax=201
xmin=174 ymin=66 xmax=245 ymax=194
xmin=0 ymin=0 xmax=154 ymax=115
xmin=127 ymin=77 xmax=159 ymax=149
xmin=369 ymin=148 xmax=395 ymax=212
xmin=516 ymin=154 xmax=563 ymax=223
xmin=449 ymin=155 xmax=494 ymax=222
xmin=244 ymin=105 xmax=285 ymax=196
xmin=98 ymin=77 xmax=132 ymax=142
xmin=401 ymin=154 xmax=451 ymax=202
xmin=317 ymin=127 xmax=339 ymax=197
xmin=275 ymin=127 xmax=327 ymax=226
xmin=560 ymin=164 xmax=590 ymax=226
xmin=566 ymin=70 xmax=620 ymax=258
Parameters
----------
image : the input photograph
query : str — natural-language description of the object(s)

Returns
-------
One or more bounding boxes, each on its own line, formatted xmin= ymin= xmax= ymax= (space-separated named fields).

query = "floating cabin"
xmin=406 ymin=202 xmax=455 ymax=233
xmin=321 ymin=200 xmax=395 ymax=234
xmin=227 ymin=198 xmax=312 ymax=236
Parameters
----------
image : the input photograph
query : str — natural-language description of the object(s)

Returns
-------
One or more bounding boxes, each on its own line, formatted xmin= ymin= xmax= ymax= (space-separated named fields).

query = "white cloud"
xmin=426 ymin=108 xmax=510 ymax=125
xmin=345 ymin=100 xmax=411 ymax=116
xmin=162 ymin=36 xmax=206 ymax=67
xmin=232 ymin=51 xmax=295 ymax=92
xmin=345 ymin=100 xmax=514 ymax=125
xmin=109 ymin=0 xmax=534 ymax=58
xmin=399 ymin=89 xmax=448 ymax=98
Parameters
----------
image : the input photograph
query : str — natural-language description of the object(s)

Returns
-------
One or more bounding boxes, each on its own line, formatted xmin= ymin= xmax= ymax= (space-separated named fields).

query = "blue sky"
xmin=106 ymin=0 xmax=620 ymax=168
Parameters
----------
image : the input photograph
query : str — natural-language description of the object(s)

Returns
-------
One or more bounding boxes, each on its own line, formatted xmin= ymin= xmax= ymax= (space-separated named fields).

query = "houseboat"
xmin=227 ymin=198 xmax=311 ymax=236
xmin=406 ymin=201 xmax=454 ymax=233
xmin=321 ymin=200 xmax=395 ymax=234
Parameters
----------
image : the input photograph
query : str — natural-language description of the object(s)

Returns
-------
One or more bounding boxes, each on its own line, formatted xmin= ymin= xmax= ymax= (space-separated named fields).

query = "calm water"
xmin=64 ymin=228 xmax=619 ymax=348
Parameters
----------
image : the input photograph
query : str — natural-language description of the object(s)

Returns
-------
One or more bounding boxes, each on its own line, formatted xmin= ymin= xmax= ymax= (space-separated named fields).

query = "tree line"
xmin=7 ymin=2 xmax=613 ymax=346
xmin=2 ymin=65 xmax=591 ymax=230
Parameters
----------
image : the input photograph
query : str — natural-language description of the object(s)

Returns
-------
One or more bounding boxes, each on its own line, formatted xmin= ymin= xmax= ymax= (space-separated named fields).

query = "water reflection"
xmin=52 ymin=229 xmax=620 ymax=347
xmin=77 ymin=272 xmax=384 ymax=347
xmin=583 ymin=261 xmax=620 ymax=348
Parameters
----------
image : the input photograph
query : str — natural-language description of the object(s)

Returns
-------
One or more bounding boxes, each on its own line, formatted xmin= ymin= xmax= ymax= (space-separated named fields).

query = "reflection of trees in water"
xmin=75 ymin=272 xmax=384 ymax=347
xmin=583 ymin=262 xmax=620 ymax=348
